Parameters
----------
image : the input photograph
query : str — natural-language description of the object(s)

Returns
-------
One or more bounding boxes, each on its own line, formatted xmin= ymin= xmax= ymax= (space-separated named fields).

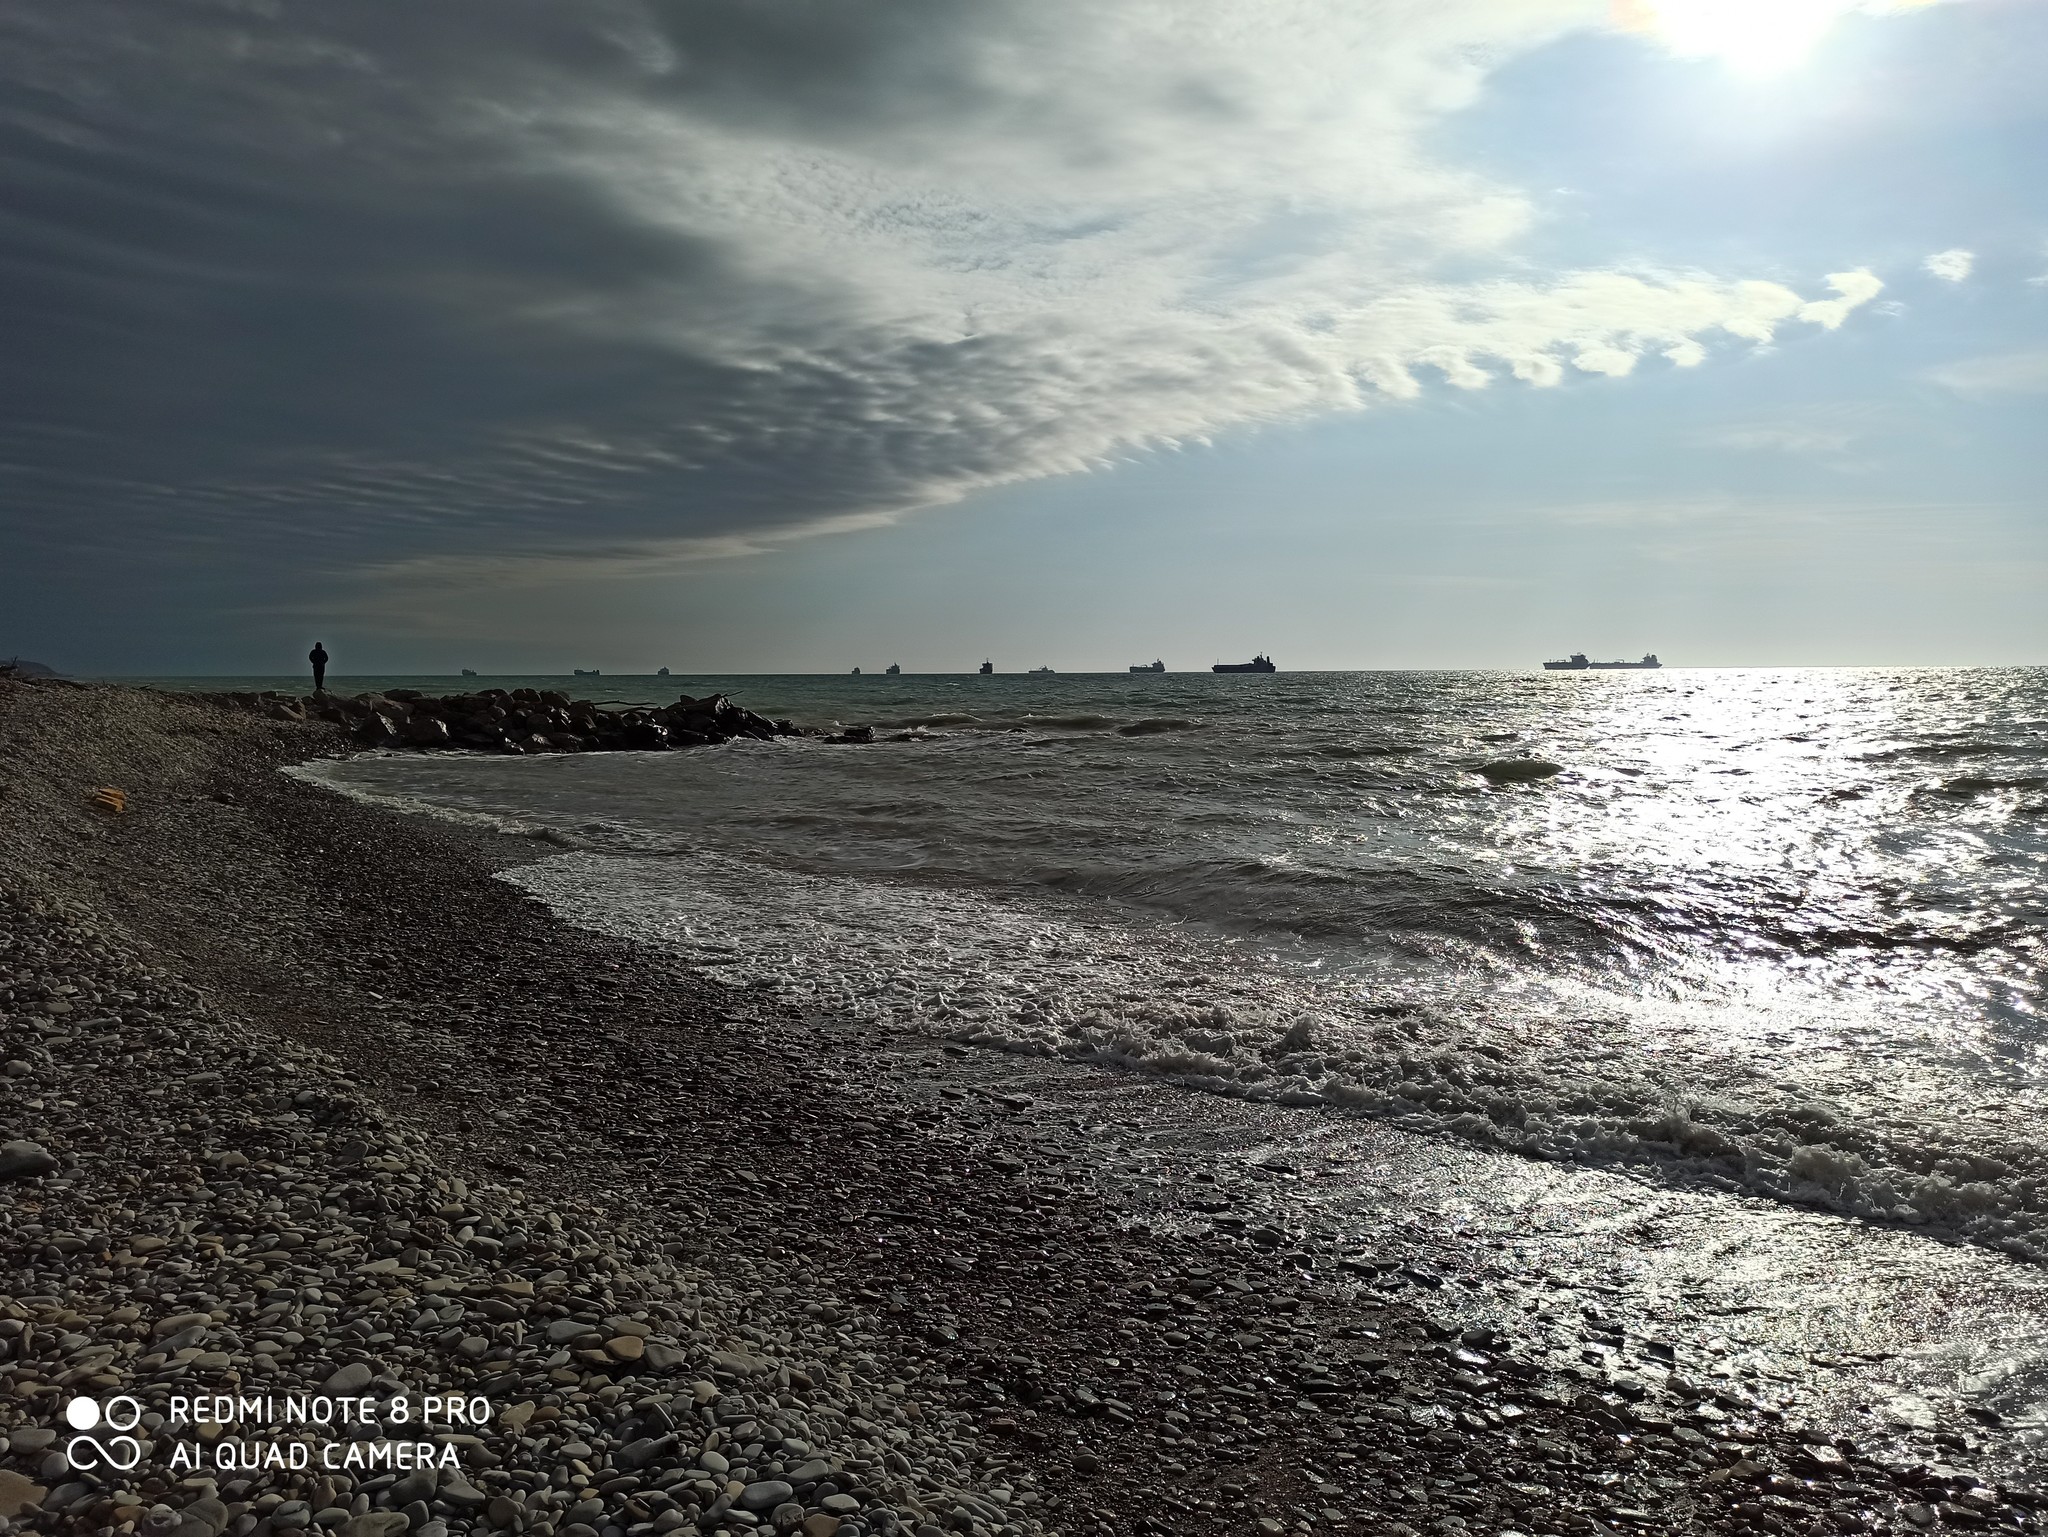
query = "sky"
xmin=1 ymin=0 xmax=2043 ymax=675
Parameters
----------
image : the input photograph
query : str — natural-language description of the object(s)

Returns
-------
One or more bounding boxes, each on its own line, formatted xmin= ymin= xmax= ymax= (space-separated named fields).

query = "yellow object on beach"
xmin=90 ymin=787 xmax=127 ymax=813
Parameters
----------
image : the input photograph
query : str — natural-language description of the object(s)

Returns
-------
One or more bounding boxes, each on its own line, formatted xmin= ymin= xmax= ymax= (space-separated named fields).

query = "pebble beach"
xmin=2 ymin=678 xmax=2040 ymax=1537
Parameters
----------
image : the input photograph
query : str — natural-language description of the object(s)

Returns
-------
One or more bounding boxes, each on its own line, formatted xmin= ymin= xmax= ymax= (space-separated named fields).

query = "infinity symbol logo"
xmin=65 ymin=1396 xmax=145 ymax=1471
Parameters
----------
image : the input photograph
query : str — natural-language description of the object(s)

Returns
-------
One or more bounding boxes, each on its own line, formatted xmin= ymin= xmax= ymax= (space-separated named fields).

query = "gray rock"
xmin=696 ymin=1451 xmax=730 ymax=1475
xmin=436 ymin=1479 xmax=488 ymax=1512
xmin=787 ymin=1461 xmax=834 ymax=1484
xmin=547 ymin=1318 xmax=597 ymax=1345
xmin=642 ymin=1341 xmax=687 ymax=1374
xmin=319 ymin=1362 xmax=374 ymax=1395
xmin=40 ymin=1480 xmax=91 ymax=1513
xmin=389 ymin=1473 xmax=438 ymax=1507
xmin=739 ymin=1482 xmax=796 ymax=1513
xmin=616 ymin=1435 xmax=675 ymax=1471
xmin=0 ymin=1141 xmax=60 ymax=1180
xmin=183 ymin=1496 xmax=232 ymax=1535
xmin=820 ymin=1495 xmax=861 ymax=1515
xmin=340 ymin=1515 xmax=409 ymax=1537
xmin=7 ymin=1428 xmax=57 ymax=1453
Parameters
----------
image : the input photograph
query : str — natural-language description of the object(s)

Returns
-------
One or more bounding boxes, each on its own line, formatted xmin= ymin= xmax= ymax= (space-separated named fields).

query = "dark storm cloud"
xmin=0 ymin=0 xmax=1880 ymax=632
xmin=1 ymin=0 xmax=796 ymax=565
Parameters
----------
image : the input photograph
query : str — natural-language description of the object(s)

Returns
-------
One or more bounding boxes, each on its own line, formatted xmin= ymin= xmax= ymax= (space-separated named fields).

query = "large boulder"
xmin=625 ymin=722 xmax=673 ymax=750
xmin=0 ymin=1141 xmax=60 ymax=1180
xmin=404 ymin=716 xmax=451 ymax=747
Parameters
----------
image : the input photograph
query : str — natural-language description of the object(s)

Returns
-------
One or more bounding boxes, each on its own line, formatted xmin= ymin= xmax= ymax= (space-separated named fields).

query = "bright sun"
xmin=1617 ymin=0 xmax=1930 ymax=76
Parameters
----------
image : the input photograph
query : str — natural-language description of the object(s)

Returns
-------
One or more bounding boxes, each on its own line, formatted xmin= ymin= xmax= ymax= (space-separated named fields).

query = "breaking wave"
xmin=504 ymin=845 xmax=2048 ymax=1264
xmin=310 ymin=665 xmax=2048 ymax=1265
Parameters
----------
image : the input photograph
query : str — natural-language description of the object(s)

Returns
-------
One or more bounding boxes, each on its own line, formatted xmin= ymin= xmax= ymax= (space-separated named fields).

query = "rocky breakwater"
xmin=209 ymin=692 xmax=810 ymax=756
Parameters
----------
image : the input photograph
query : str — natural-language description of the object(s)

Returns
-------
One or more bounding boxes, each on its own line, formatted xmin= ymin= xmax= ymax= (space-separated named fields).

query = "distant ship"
xmin=1213 ymin=655 xmax=1276 ymax=673
xmin=851 ymin=666 xmax=862 ymax=675
xmin=1130 ymin=660 xmax=1165 ymax=673
xmin=574 ymin=668 xmax=600 ymax=677
xmin=1544 ymin=653 xmax=1662 ymax=671
xmin=658 ymin=666 xmax=669 ymax=677
xmin=1029 ymin=665 xmax=1055 ymax=674
xmin=886 ymin=662 xmax=902 ymax=675
xmin=978 ymin=660 xmax=994 ymax=675
xmin=460 ymin=668 xmax=477 ymax=677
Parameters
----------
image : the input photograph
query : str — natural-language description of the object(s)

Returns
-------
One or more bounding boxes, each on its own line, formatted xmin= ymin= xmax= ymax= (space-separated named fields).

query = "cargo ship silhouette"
xmin=1544 ymin=653 xmax=1662 ymax=671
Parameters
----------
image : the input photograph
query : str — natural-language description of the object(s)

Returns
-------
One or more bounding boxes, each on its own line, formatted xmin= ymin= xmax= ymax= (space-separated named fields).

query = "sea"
xmin=133 ymin=666 xmax=2048 ymax=1265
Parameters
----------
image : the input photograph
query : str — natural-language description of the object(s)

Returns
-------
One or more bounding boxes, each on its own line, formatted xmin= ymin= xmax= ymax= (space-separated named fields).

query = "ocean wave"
xmin=1932 ymin=775 xmax=2048 ymax=796
xmin=1021 ymin=713 xmax=1120 ymax=730
xmin=503 ymin=847 xmax=2048 ymax=1267
xmin=1116 ymin=717 xmax=1198 ymax=736
xmin=1862 ymin=741 xmax=2037 ymax=762
xmin=310 ymin=665 xmax=2048 ymax=1270
xmin=288 ymin=760 xmax=584 ymax=846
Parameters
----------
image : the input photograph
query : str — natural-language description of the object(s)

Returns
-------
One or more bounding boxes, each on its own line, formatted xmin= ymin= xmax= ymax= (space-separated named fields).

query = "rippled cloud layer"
xmin=0 ymin=0 xmax=1883 ymax=602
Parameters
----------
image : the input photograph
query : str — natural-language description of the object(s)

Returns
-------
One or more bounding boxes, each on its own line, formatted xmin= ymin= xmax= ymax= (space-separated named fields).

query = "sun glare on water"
xmin=1616 ymin=0 xmax=1937 ymax=75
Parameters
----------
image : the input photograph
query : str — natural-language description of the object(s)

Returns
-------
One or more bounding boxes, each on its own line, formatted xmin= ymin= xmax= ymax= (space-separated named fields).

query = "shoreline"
xmin=1 ymin=678 xmax=2041 ymax=1537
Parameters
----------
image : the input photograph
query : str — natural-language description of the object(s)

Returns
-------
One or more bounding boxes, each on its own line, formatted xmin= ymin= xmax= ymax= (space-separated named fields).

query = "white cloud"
xmin=1794 ymin=269 xmax=1886 ymax=328
xmin=1927 ymin=350 xmax=2048 ymax=395
xmin=1923 ymin=248 xmax=1975 ymax=282
xmin=0 ymin=0 xmax=1895 ymax=610
xmin=518 ymin=4 xmax=1888 ymax=525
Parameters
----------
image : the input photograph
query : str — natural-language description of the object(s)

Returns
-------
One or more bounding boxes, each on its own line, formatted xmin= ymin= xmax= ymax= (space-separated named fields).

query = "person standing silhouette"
xmin=309 ymin=642 xmax=329 ymax=692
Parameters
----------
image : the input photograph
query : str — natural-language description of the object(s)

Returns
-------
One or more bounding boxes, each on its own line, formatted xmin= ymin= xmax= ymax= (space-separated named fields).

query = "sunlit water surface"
xmin=158 ymin=667 xmax=2046 ymax=1258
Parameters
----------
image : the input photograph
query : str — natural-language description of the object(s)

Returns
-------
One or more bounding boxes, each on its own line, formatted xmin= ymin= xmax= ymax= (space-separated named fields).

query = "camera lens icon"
xmin=63 ymin=1396 xmax=144 ymax=1472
